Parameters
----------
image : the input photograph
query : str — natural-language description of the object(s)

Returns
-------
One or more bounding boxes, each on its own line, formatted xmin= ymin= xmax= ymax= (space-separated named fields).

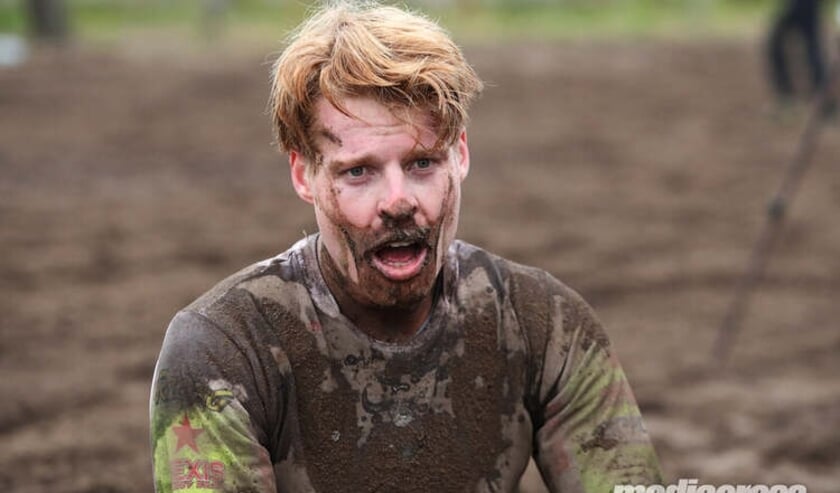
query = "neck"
xmin=318 ymin=242 xmax=436 ymax=343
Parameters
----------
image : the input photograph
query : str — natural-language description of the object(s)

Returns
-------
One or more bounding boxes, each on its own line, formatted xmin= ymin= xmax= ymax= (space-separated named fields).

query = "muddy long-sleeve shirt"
xmin=150 ymin=235 xmax=662 ymax=492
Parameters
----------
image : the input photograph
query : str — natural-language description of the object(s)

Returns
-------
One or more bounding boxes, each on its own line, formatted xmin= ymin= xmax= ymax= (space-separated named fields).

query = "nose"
xmin=377 ymin=168 xmax=417 ymax=226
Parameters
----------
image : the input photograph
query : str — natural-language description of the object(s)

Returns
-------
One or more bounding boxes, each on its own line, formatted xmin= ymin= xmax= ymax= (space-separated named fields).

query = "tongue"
xmin=377 ymin=245 xmax=417 ymax=264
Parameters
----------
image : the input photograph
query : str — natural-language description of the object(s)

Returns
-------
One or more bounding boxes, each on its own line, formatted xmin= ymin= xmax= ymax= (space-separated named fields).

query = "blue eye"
xmin=347 ymin=166 xmax=365 ymax=177
xmin=415 ymin=158 xmax=432 ymax=169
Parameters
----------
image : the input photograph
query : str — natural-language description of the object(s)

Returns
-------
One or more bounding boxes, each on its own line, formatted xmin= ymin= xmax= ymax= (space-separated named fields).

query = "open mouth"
xmin=370 ymin=239 xmax=429 ymax=281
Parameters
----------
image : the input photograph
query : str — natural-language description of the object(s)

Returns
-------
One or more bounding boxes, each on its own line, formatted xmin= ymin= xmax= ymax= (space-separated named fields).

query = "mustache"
xmin=366 ymin=227 xmax=433 ymax=253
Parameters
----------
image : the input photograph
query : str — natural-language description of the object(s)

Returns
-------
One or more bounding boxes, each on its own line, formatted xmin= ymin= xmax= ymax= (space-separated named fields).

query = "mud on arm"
xmin=150 ymin=309 xmax=279 ymax=493
xmin=529 ymin=282 xmax=663 ymax=492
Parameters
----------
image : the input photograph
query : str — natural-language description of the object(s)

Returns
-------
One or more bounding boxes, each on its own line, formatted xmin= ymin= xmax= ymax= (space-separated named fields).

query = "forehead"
xmin=312 ymin=96 xmax=439 ymax=156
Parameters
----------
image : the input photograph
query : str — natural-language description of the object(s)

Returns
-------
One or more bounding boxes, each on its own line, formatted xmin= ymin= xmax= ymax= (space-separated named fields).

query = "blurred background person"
xmin=766 ymin=0 xmax=836 ymax=118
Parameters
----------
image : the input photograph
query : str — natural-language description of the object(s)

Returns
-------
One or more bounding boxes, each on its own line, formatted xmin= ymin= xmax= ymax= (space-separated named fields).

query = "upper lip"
xmin=368 ymin=230 xmax=431 ymax=254
xmin=383 ymin=240 xmax=414 ymax=248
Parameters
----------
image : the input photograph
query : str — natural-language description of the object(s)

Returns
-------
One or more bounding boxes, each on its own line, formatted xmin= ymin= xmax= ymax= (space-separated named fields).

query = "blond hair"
xmin=270 ymin=1 xmax=483 ymax=163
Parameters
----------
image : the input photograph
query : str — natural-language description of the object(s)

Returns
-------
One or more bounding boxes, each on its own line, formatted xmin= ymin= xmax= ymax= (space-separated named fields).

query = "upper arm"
xmin=524 ymin=278 xmax=662 ymax=492
xmin=150 ymin=310 xmax=278 ymax=493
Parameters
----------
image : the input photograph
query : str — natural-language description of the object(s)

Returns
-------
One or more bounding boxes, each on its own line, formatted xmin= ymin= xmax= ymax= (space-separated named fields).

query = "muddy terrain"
xmin=1 ymin=36 xmax=838 ymax=492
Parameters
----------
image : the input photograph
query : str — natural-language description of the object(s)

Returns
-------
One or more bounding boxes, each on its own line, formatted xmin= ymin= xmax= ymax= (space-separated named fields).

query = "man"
xmin=766 ymin=0 xmax=835 ymax=117
xmin=150 ymin=2 xmax=662 ymax=492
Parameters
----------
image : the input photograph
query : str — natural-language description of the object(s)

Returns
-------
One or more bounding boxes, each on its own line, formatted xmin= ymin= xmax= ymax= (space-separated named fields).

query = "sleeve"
xmin=531 ymin=283 xmax=663 ymax=492
xmin=150 ymin=310 xmax=278 ymax=493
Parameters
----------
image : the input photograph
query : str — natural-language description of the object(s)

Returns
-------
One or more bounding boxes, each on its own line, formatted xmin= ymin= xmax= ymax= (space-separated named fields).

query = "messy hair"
xmin=270 ymin=0 xmax=483 ymax=164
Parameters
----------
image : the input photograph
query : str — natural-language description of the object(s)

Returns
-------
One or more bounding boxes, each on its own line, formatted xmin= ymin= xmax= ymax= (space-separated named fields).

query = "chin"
xmin=359 ymin=264 xmax=439 ymax=310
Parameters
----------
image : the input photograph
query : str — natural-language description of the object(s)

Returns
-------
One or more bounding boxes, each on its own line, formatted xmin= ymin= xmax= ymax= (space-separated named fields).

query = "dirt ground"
xmin=1 ymin=36 xmax=839 ymax=493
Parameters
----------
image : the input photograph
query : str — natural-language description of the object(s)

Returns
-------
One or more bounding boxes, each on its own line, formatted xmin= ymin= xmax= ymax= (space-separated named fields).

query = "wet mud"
xmin=2 ymin=38 xmax=840 ymax=492
xmin=257 ymin=254 xmax=528 ymax=493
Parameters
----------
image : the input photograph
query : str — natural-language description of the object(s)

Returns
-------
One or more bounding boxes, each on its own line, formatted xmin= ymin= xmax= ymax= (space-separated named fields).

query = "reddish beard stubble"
xmin=318 ymin=173 xmax=458 ymax=314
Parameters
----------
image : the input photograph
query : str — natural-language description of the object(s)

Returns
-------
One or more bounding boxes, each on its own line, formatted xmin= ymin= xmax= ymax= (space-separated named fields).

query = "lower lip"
xmin=371 ymin=246 xmax=429 ymax=282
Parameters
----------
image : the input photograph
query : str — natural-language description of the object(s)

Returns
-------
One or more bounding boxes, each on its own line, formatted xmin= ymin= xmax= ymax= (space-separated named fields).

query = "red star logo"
xmin=173 ymin=414 xmax=203 ymax=453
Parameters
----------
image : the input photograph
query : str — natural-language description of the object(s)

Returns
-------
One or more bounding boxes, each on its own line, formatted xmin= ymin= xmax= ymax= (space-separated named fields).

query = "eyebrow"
xmin=325 ymin=148 xmax=449 ymax=173
xmin=325 ymin=154 xmax=379 ymax=173
xmin=406 ymin=148 xmax=449 ymax=162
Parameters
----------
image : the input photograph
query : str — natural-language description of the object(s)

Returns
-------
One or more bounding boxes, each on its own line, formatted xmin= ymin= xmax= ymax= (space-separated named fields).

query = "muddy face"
xmin=318 ymin=174 xmax=459 ymax=311
xmin=290 ymin=96 xmax=469 ymax=318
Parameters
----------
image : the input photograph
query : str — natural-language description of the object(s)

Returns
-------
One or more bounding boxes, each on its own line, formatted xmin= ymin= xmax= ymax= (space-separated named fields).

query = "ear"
xmin=289 ymin=151 xmax=315 ymax=204
xmin=455 ymin=130 xmax=470 ymax=181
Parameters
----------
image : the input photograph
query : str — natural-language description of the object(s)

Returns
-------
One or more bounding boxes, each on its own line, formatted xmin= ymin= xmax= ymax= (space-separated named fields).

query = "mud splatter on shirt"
xmin=150 ymin=235 xmax=662 ymax=492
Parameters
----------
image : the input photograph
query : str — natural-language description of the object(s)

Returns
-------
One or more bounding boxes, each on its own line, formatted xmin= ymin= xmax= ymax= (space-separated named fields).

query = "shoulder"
xmin=452 ymin=240 xmax=607 ymax=351
xmin=157 ymin=237 xmax=318 ymax=374
xmin=155 ymin=239 xmax=316 ymax=405
xmin=452 ymin=239 xmax=581 ymax=305
xmin=181 ymin=236 xmax=315 ymax=326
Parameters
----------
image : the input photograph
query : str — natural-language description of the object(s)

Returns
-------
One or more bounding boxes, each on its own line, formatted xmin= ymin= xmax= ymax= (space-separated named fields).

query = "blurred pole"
xmin=712 ymin=37 xmax=840 ymax=366
xmin=25 ymin=0 xmax=70 ymax=42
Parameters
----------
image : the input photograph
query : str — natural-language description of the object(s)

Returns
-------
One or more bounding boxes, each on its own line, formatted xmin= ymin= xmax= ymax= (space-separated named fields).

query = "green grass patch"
xmin=0 ymin=0 xmax=774 ymax=43
xmin=424 ymin=1 xmax=771 ymax=40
